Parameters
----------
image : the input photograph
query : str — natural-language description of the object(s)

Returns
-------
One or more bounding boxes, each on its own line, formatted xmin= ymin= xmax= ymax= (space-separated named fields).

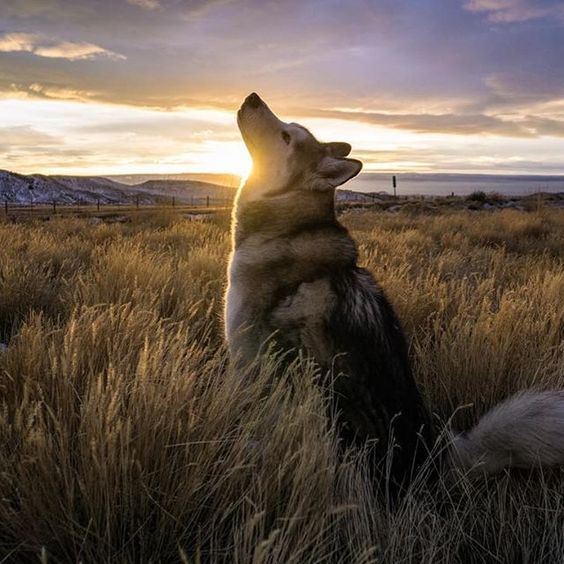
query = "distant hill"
xmin=106 ymin=172 xmax=241 ymax=188
xmin=0 ymin=170 xmax=233 ymax=205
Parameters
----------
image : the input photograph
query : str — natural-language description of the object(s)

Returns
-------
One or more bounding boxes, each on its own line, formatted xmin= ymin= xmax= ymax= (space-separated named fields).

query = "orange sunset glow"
xmin=1 ymin=1 xmax=564 ymax=179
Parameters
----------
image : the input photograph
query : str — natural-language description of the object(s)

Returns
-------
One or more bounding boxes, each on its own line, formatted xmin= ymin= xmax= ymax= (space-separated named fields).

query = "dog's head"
xmin=237 ymin=93 xmax=362 ymax=199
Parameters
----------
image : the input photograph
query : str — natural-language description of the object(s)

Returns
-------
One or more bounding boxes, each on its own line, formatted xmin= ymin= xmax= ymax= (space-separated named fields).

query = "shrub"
xmin=465 ymin=190 xmax=487 ymax=202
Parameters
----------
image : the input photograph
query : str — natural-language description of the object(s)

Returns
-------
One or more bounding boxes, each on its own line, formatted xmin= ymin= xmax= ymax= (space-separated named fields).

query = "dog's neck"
xmin=232 ymin=180 xmax=339 ymax=247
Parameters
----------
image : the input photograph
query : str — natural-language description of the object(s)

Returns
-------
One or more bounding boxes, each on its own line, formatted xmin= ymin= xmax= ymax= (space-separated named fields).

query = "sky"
xmin=0 ymin=0 xmax=563 ymax=177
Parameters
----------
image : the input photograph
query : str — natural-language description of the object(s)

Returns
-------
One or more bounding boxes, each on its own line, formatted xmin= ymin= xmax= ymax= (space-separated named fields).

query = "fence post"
xmin=172 ymin=196 xmax=175 ymax=208
xmin=97 ymin=199 xmax=100 ymax=212
xmin=52 ymin=201 xmax=56 ymax=214
xmin=206 ymin=195 xmax=210 ymax=208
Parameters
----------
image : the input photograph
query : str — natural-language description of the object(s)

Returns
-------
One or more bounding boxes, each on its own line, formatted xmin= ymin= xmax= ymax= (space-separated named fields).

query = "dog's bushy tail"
xmin=450 ymin=390 xmax=564 ymax=474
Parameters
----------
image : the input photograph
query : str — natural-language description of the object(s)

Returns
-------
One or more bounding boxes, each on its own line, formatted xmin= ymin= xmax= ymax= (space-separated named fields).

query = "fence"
xmin=2 ymin=196 xmax=234 ymax=219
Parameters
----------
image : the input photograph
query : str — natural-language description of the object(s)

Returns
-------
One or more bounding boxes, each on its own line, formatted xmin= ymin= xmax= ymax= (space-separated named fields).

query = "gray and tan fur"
xmin=451 ymin=390 xmax=564 ymax=475
xmin=225 ymin=92 xmax=564 ymax=493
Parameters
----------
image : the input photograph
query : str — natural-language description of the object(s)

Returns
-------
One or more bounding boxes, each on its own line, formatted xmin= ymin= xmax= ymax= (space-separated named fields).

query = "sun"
xmin=191 ymin=140 xmax=252 ymax=178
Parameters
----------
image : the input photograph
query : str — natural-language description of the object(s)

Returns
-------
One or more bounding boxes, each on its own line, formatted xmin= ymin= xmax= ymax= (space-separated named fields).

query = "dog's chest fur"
xmin=225 ymin=190 xmax=355 ymax=361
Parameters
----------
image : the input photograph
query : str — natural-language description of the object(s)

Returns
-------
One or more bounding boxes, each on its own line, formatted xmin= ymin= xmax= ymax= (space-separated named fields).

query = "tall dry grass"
xmin=0 ymin=208 xmax=562 ymax=562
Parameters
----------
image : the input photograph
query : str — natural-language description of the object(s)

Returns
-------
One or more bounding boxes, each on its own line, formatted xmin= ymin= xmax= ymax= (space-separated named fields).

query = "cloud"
xmin=304 ymin=108 xmax=537 ymax=137
xmin=305 ymin=106 xmax=564 ymax=138
xmin=0 ymin=32 xmax=125 ymax=60
xmin=521 ymin=116 xmax=564 ymax=136
xmin=34 ymin=41 xmax=125 ymax=60
xmin=0 ymin=98 xmax=251 ymax=175
xmin=464 ymin=0 xmax=564 ymax=23
xmin=27 ymin=83 xmax=99 ymax=101
xmin=127 ymin=0 xmax=161 ymax=10
xmin=0 ymin=125 xmax=59 ymax=146
xmin=484 ymin=72 xmax=564 ymax=108
xmin=0 ymin=32 xmax=36 ymax=53
xmin=0 ymin=0 xmax=65 ymax=19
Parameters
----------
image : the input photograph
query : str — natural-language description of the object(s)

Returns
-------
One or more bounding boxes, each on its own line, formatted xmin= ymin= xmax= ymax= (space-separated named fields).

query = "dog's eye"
xmin=281 ymin=131 xmax=291 ymax=145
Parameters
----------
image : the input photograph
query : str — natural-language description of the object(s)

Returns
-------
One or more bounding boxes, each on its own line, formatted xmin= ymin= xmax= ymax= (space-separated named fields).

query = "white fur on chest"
xmin=225 ymin=237 xmax=280 ymax=349
xmin=224 ymin=250 xmax=245 ymax=347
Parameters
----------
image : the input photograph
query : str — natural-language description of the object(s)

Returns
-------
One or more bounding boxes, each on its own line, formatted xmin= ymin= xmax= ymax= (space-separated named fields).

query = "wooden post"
xmin=97 ymin=199 xmax=100 ymax=211
xmin=52 ymin=201 xmax=56 ymax=214
xmin=206 ymin=195 xmax=210 ymax=208
xmin=172 ymin=196 xmax=176 ymax=208
xmin=392 ymin=175 xmax=397 ymax=198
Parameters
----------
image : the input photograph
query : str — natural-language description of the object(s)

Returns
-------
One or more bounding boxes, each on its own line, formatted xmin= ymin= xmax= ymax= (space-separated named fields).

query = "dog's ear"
xmin=318 ymin=155 xmax=362 ymax=188
xmin=325 ymin=142 xmax=352 ymax=158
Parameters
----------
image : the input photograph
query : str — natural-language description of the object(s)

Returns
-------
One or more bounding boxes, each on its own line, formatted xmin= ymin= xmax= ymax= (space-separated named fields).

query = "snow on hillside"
xmin=0 ymin=170 xmax=232 ymax=205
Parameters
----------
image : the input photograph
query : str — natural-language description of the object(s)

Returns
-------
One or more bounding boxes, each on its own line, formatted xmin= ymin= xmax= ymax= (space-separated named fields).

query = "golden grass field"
xmin=0 ymin=208 xmax=562 ymax=563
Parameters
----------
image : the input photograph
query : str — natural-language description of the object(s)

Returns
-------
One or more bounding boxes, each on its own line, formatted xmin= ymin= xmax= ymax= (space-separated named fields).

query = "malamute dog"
xmin=225 ymin=92 xmax=564 ymax=493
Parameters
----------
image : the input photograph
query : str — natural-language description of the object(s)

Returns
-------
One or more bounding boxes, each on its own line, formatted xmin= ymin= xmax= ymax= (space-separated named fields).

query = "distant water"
xmin=347 ymin=173 xmax=564 ymax=197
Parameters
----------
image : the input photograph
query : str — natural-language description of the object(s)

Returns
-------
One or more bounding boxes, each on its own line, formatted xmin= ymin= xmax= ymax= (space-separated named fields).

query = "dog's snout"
xmin=244 ymin=92 xmax=262 ymax=109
